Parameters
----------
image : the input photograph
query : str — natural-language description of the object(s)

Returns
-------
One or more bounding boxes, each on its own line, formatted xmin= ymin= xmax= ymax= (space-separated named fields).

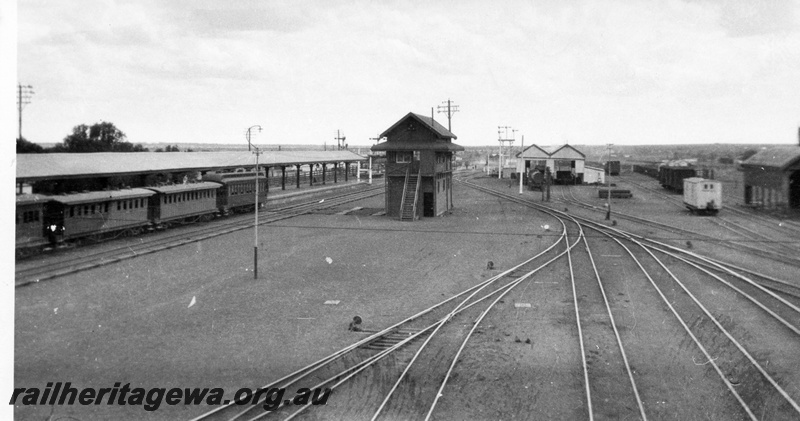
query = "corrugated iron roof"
xmin=378 ymin=112 xmax=457 ymax=140
xmin=516 ymin=144 xmax=585 ymax=159
xmin=16 ymin=150 xmax=366 ymax=181
xmin=517 ymin=145 xmax=551 ymax=159
xmin=50 ymin=188 xmax=155 ymax=205
xmin=740 ymin=146 xmax=800 ymax=170
xmin=549 ymin=144 xmax=585 ymax=159
xmin=16 ymin=194 xmax=51 ymax=205
xmin=145 ymin=182 xmax=222 ymax=193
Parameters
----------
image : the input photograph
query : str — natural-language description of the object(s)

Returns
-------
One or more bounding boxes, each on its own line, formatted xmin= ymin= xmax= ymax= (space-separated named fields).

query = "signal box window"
xmin=396 ymin=152 xmax=413 ymax=163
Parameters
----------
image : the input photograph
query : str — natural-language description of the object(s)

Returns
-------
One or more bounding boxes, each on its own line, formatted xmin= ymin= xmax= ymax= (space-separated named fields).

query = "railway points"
xmin=13 ymin=169 xmax=800 ymax=420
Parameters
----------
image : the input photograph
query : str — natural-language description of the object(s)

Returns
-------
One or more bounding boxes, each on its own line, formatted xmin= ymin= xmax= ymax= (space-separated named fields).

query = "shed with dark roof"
xmin=739 ymin=145 xmax=800 ymax=209
xmin=371 ymin=112 xmax=464 ymax=220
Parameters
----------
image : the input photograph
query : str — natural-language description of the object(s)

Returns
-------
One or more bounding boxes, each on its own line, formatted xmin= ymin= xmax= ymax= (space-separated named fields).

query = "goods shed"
xmin=516 ymin=144 xmax=585 ymax=184
xmin=739 ymin=146 xmax=800 ymax=209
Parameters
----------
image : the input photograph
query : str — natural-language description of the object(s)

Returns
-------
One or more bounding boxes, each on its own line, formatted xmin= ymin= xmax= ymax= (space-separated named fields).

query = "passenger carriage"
xmin=145 ymin=182 xmax=221 ymax=228
xmin=203 ymin=172 xmax=267 ymax=214
xmin=47 ymin=188 xmax=156 ymax=243
xmin=16 ymin=194 xmax=52 ymax=256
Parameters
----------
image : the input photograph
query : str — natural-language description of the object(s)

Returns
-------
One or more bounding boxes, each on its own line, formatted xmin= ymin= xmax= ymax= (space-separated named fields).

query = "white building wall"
xmin=583 ymin=167 xmax=605 ymax=184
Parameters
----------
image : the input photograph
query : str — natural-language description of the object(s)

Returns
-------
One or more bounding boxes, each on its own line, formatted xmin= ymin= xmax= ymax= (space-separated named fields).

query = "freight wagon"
xmin=683 ymin=178 xmax=722 ymax=215
xmin=659 ymin=166 xmax=696 ymax=192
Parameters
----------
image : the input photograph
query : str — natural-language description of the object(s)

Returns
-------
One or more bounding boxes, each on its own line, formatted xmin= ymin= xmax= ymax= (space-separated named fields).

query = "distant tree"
xmin=740 ymin=148 xmax=759 ymax=161
xmin=59 ymin=121 xmax=148 ymax=152
xmin=16 ymin=137 xmax=44 ymax=153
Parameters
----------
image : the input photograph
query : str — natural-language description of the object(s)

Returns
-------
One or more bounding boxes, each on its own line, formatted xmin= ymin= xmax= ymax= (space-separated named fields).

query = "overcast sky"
xmin=15 ymin=0 xmax=800 ymax=147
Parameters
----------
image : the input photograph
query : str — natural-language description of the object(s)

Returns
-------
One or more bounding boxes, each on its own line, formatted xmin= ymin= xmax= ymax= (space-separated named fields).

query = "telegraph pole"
xmin=605 ymin=143 xmax=613 ymax=220
xmin=497 ymin=126 xmax=514 ymax=179
xmin=335 ymin=130 xmax=347 ymax=150
xmin=436 ymin=99 xmax=459 ymax=132
xmin=17 ymin=84 xmax=34 ymax=140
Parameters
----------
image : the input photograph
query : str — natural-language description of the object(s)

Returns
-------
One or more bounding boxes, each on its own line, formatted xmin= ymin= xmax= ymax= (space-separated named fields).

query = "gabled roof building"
xmin=371 ymin=112 xmax=464 ymax=220
xmin=739 ymin=145 xmax=800 ymax=209
xmin=516 ymin=144 xmax=586 ymax=184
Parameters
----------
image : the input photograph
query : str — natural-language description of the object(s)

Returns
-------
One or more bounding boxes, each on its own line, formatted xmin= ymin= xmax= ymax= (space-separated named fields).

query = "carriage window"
xmin=84 ymin=205 xmax=89 ymax=214
xmin=70 ymin=207 xmax=74 ymax=217
xmin=91 ymin=205 xmax=95 ymax=214
xmin=105 ymin=203 xmax=109 ymax=213
xmin=123 ymin=201 xmax=127 ymax=210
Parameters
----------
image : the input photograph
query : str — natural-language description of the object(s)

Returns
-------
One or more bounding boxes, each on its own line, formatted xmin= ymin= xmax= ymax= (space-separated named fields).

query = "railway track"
xmin=186 ymin=213 xmax=578 ymax=420
xmin=462 ymin=177 xmax=800 ymax=420
xmin=15 ymin=186 xmax=384 ymax=286
xmin=554 ymin=180 xmax=800 ymax=269
xmin=615 ymin=175 xmax=800 ymax=257
xmin=555 ymin=184 xmax=800 ymax=299
xmin=186 ymin=176 xmax=646 ymax=420
xmin=173 ymin=173 xmax=800 ymax=420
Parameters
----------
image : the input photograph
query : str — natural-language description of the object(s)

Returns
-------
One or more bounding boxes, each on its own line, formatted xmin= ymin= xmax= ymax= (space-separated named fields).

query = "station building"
xmin=371 ymin=112 xmax=464 ymax=220
xmin=739 ymin=145 xmax=800 ymax=210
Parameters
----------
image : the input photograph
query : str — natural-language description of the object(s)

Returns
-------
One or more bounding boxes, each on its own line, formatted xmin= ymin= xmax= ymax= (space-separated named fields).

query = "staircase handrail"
xmin=399 ymin=166 xmax=410 ymax=218
xmin=411 ymin=167 xmax=421 ymax=220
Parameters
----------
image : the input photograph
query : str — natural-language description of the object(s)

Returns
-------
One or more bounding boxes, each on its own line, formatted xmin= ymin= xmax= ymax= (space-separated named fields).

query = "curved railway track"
xmin=185 ymin=182 xmax=655 ymax=420
xmin=553 ymin=180 xmax=800 ymax=269
xmin=43 ymin=171 xmax=795 ymax=420
xmin=463 ymin=177 xmax=800 ymax=420
xmin=179 ymin=173 xmax=800 ymax=420
xmin=15 ymin=186 xmax=384 ymax=286
xmin=614 ymin=175 xmax=800 ymax=257
xmin=556 ymin=183 xmax=800 ymax=300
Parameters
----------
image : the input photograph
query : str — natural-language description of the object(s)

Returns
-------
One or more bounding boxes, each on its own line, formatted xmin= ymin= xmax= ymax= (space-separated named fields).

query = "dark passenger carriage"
xmin=145 ymin=182 xmax=221 ymax=227
xmin=47 ymin=188 xmax=156 ymax=243
xmin=16 ymin=194 xmax=51 ymax=255
xmin=203 ymin=172 xmax=267 ymax=214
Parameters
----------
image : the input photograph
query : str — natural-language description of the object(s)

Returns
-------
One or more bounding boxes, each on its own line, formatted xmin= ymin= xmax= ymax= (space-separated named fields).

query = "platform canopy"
xmin=16 ymin=150 xmax=366 ymax=182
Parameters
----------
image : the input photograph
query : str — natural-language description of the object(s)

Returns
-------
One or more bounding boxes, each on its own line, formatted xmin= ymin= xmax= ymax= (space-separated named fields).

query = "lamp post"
xmin=247 ymin=125 xmax=263 ymax=279
xmin=605 ymin=143 xmax=613 ymax=221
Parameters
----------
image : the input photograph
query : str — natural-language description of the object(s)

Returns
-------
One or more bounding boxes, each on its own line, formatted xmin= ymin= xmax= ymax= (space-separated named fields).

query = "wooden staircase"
xmin=399 ymin=167 xmax=421 ymax=221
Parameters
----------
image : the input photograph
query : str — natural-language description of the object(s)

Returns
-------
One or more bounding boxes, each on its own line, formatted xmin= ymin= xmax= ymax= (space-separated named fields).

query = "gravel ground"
xmin=13 ymin=171 xmax=800 ymax=420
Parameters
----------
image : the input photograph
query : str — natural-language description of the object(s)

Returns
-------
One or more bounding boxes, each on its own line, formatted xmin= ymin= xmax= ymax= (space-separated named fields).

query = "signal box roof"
xmin=16 ymin=150 xmax=366 ymax=182
xmin=372 ymin=112 xmax=464 ymax=152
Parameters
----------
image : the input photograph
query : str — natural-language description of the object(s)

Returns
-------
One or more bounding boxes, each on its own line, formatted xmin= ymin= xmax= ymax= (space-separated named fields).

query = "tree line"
xmin=16 ymin=121 xmax=187 ymax=153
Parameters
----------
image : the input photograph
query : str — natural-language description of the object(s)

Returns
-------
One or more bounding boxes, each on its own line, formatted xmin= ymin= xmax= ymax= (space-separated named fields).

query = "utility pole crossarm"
xmin=17 ymin=84 xmax=34 ymax=140
xmin=436 ymin=99 xmax=459 ymax=132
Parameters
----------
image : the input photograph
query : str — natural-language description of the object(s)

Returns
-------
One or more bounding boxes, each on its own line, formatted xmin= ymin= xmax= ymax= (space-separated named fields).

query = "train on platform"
xmin=15 ymin=172 xmax=267 ymax=258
